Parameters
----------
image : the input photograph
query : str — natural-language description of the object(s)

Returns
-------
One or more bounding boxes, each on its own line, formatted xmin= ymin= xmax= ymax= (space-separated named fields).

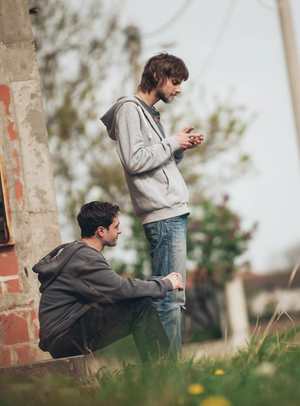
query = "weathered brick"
xmin=6 ymin=278 xmax=20 ymax=293
xmin=1 ymin=312 xmax=30 ymax=344
xmin=14 ymin=345 xmax=37 ymax=364
xmin=14 ymin=179 xmax=25 ymax=209
xmin=7 ymin=121 xmax=18 ymax=141
xmin=33 ymin=322 xmax=39 ymax=341
xmin=30 ymin=309 xmax=38 ymax=320
xmin=0 ymin=0 xmax=62 ymax=369
xmin=30 ymin=310 xmax=40 ymax=340
xmin=20 ymin=300 xmax=34 ymax=309
xmin=11 ymin=149 xmax=20 ymax=176
xmin=0 ymin=85 xmax=11 ymax=115
xmin=0 ymin=246 xmax=19 ymax=276
xmin=0 ymin=348 xmax=11 ymax=366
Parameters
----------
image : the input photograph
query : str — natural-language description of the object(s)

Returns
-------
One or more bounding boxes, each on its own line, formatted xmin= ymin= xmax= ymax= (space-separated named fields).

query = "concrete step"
xmin=0 ymin=355 xmax=90 ymax=381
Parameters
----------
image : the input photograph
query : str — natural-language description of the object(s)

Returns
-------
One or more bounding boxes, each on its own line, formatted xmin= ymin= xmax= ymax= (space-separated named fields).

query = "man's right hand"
xmin=173 ymin=125 xmax=204 ymax=150
xmin=162 ymin=272 xmax=184 ymax=291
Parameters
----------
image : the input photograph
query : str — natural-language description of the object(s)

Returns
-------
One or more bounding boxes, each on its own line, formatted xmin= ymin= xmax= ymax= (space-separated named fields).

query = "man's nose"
xmin=175 ymin=85 xmax=181 ymax=94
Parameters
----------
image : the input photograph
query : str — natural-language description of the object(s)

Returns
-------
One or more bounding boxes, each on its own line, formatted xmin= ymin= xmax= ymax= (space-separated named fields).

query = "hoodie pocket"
xmin=129 ymin=162 xmax=188 ymax=213
xmin=163 ymin=163 xmax=189 ymax=206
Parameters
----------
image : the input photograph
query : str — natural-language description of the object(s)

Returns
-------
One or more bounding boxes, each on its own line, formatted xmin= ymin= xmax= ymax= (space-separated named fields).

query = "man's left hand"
xmin=185 ymin=133 xmax=204 ymax=149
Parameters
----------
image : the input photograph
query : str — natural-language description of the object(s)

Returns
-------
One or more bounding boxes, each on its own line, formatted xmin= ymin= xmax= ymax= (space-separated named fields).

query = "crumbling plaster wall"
xmin=0 ymin=0 xmax=61 ymax=365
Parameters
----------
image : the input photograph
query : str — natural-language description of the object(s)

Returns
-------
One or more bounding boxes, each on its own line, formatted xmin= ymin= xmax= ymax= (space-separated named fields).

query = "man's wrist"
xmin=163 ymin=278 xmax=173 ymax=291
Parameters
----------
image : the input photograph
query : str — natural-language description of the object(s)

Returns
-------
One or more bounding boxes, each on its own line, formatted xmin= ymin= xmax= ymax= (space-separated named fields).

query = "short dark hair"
xmin=77 ymin=201 xmax=120 ymax=238
xmin=138 ymin=52 xmax=189 ymax=93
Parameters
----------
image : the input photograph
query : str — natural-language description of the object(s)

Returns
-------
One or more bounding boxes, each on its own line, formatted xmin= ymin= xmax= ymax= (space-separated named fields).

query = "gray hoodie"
xmin=32 ymin=241 xmax=172 ymax=354
xmin=101 ymin=97 xmax=189 ymax=225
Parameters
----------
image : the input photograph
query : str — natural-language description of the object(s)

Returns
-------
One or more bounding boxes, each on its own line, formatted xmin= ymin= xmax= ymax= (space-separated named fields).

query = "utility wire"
xmin=143 ymin=0 xmax=195 ymax=37
xmin=197 ymin=0 xmax=238 ymax=78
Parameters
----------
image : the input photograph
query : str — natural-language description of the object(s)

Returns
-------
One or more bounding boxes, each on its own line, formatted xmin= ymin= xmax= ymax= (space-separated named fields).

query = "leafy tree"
xmin=29 ymin=0 xmax=135 ymax=236
xmin=181 ymin=195 xmax=257 ymax=343
xmin=187 ymin=194 xmax=257 ymax=284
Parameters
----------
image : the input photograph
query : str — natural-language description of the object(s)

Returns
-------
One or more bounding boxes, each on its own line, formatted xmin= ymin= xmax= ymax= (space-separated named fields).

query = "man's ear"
xmin=153 ymin=72 xmax=165 ymax=87
xmin=97 ymin=226 xmax=105 ymax=237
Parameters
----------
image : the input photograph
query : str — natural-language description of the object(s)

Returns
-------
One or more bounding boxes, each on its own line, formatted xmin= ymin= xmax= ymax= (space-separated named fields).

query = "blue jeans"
xmin=143 ymin=214 xmax=188 ymax=357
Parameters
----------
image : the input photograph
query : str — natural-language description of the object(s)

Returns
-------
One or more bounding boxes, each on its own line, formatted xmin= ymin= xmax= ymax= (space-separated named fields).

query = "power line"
xmin=197 ymin=0 xmax=238 ymax=78
xmin=143 ymin=0 xmax=195 ymax=37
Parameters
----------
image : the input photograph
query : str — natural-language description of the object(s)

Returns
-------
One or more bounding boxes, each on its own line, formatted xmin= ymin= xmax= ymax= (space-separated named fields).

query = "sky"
xmin=118 ymin=0 xmax=300 ymax=274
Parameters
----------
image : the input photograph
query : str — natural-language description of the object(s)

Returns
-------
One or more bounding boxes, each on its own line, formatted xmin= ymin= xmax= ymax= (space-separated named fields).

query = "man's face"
xmin=156 ymin=77 xmax=182 ymax=104
xmin=102 ymin=215 xmax=121 ymax=247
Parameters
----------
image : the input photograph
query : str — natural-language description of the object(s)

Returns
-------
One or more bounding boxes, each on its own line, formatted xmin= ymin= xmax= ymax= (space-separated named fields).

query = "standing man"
xmin=101 ymin=52 xmax=203 ymax=356
xmin=33 ymin=201 xmax=183 ymax=362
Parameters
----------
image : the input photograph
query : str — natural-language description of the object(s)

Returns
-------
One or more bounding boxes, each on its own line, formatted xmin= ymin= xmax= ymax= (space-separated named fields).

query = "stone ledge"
xmin=0 ymin=355 xmax=88 ymax=381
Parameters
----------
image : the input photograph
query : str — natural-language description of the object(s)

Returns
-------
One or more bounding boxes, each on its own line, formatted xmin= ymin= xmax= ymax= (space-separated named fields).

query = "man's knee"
xmin=132 ymin=296 xmax=157 ymax=315
xmin=135 ymin=296 xmax=155 ymax=307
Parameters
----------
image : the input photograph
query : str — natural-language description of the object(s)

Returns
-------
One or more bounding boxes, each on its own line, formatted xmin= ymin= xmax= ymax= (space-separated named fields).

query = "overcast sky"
xmin=119 ymin=0 xmax=300 ymax=274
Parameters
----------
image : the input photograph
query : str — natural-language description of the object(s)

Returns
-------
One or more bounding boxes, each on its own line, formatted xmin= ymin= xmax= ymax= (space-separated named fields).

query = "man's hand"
xmin=173 ymin=125 xmax=204 ymax=150
xmin=162 ymin=272 xmax=184 ymax=291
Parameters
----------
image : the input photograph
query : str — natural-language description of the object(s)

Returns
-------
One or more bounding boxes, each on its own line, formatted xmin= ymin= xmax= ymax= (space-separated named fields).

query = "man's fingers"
xmin=182 ymin=125 xmax=194 ymax=133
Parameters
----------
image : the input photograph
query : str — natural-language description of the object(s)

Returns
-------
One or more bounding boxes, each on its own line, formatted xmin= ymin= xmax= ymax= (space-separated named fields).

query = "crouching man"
xmin=32 ymin=201 xmax=183 ymax=362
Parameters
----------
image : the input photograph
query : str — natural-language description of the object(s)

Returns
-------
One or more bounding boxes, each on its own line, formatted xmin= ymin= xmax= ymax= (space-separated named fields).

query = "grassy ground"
xmin=1 ymin=331 xmax=300 ymax=406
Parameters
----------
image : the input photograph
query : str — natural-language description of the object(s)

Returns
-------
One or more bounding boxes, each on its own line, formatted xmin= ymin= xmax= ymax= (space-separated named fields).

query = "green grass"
xmin=1 ymin=331 xmax=300 ymax=406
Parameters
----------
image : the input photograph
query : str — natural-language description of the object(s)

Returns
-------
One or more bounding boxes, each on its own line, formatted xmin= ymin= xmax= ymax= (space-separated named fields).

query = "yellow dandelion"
xmin=200 ymin=396 xmax=232 ymax=406
xmin=188 ymin=383 xmax=205 ymax=395
xmin=214 ymin=369 xmax=225 ymax=375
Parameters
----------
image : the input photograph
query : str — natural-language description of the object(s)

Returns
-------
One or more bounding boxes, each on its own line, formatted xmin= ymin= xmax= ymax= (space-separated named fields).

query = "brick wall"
xmin=0 ymin=246 xmax=44 ymax=365
xmin=0 ymin=0 xmax=61 ymax=366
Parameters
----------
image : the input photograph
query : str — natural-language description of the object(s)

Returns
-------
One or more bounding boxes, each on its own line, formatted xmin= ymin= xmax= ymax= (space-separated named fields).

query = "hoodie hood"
xmin=32 ymin=241 xmax=87 ymax=293
xmin=100 ymin=96 xmax=141 ymax=141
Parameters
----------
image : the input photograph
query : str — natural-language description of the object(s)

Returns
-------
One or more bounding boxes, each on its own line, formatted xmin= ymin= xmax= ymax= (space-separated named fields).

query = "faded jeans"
xmin=49 ymin=297 xmax=173 ymax=363
xmin=143 ymin=214 xmax=188 ymax=357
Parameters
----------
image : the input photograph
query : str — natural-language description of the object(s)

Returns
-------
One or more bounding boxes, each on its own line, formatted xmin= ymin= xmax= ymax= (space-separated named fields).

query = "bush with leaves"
xmin=187 ymin=195 xmax=257 ymax=285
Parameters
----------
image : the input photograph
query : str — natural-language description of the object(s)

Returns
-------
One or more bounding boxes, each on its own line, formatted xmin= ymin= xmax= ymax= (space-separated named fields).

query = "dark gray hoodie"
xmin=101 ymin=97 xmax=189 ymax=225
xmin=32 ymin=241 xmax=172 ymax=354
